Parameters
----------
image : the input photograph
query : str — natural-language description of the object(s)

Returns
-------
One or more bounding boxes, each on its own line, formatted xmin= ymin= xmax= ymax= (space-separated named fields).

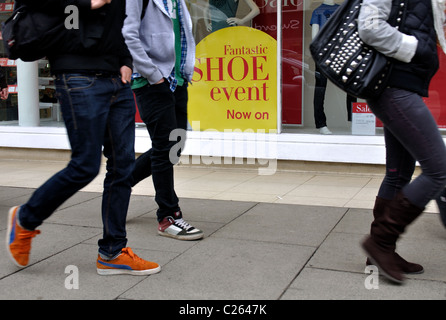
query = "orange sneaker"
xmin=96 ymin=247 xmax=161 ymax=276
xmin=6 ymin=206 xmax=40 ymax=268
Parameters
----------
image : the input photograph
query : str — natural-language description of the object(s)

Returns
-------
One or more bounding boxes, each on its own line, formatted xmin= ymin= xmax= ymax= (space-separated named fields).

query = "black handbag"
xmin=310 ymin=0 xmax=407 ymax=99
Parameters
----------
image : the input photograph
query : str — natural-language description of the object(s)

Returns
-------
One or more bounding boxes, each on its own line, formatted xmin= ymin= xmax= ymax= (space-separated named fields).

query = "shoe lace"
xmin=121 ymin=247 xmax=145 ymax=263
xmin=174 ymin=218 xmax=192 ymax=230
xmin=16 ymin=230 xmax=40 ymax=254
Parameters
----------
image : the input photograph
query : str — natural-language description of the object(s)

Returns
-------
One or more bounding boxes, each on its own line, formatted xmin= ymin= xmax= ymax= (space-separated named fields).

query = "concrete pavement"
xmin=1 ymin=182 xmax=445 ymax=301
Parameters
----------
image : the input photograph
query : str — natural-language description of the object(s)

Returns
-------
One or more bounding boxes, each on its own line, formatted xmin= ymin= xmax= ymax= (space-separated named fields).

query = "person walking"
xmin=358 ymin=0 xmax=446 ymax=283
xmin=6 ymin=0 xmax=161 ymax=276
xmin=123 ymin=0 xmax=203 ymax=240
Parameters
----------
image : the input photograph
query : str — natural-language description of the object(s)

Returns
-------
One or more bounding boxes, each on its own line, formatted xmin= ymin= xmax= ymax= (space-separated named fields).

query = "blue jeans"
xmin=132 ymin=81 xmax=188 ymax=221
xmin=19 ymin=73 xmax=136 ymax=258
xmin=367 ymin=88 xmax=446 ymax=208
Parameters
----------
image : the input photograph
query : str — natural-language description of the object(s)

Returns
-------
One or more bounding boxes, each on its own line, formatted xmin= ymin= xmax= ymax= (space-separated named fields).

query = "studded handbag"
xmin=310 ymin=0 xmax=408 ymax=100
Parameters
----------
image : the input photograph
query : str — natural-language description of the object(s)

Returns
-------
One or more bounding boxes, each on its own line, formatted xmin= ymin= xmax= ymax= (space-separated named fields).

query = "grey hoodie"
xmin=122 ymin=0 xmax=196 ymax=84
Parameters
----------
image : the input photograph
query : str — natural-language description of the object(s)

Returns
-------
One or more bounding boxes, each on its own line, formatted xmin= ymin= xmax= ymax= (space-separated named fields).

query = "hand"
xmin=155 ymin=78 xmax=165 ymax=85
xmin=205 ymin=22 xmax=212 ymax=32
xmin=120 ymin=65 xmax=132 ymax=84
xmin=226 ymin=18 xmax=242 ymax=26
xmin=91 ymin=0 xmax=112 ymax=10
xmin=0 ymin=87 xmax=8 ymax=100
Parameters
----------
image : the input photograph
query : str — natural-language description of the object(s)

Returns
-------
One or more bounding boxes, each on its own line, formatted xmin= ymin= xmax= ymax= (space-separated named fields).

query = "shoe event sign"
xmin=188 ymin=26 xmax=277 ymax=132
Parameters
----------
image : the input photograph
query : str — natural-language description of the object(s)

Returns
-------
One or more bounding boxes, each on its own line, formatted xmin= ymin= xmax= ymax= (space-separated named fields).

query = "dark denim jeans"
xmin=19 ymin=73 xmax=136 ymax=258
xmin=367 ymin=88 xmax=446 ymax=208
xmin=132 ymin=81 xmax=188 ymax=221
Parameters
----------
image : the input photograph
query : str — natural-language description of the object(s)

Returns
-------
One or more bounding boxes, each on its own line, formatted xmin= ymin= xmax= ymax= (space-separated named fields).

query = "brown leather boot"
xmin=365 ymin=197 xmax=424 ymax=274
xmin=362 ymin=192 xmax=424 ymax=284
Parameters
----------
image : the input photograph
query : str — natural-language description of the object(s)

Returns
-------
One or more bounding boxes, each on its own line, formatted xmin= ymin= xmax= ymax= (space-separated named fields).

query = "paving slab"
xmin=281 ymin=268 xmax=446 ymax=300
xmin=120 ymin=237 xmax=315 ymax=300
xmin=213 ymin=202 xmax=348 ymax=247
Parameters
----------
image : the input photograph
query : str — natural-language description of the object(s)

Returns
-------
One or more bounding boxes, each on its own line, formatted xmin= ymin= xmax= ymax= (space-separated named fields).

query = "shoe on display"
xmin=319 ymin=126 xmax=332 ymax=135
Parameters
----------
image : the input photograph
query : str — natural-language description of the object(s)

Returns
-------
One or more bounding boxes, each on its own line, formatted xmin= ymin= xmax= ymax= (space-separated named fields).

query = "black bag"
xmin=309 ymin=0 xmax=407 ymax=99
xmin=1 ymin=1 xmax=65 ymax=61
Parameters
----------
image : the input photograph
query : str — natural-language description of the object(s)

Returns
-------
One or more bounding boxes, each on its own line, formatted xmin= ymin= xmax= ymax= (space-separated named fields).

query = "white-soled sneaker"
xmin=319 ymin=126 xmax=332 ymax=135
xmin=96 ymin=247 xmax=161 ymax=276
xmin=158 ymin=215 xmax=204 ymax=240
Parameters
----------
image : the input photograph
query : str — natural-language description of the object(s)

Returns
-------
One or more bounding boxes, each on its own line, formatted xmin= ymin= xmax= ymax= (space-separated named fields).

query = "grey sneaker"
xmin=158 ymin=215 xmax=204 ymax=240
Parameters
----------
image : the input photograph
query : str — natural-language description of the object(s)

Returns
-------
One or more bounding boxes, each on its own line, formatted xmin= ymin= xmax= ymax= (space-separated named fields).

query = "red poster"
xmin=0 ymin=3 xmax=14 ymax=13
xmin=253 ymin=0 xmax=304 ymax=125
xmin=425 ymin=47 xmax=446 ymax=128
xmin=355 ymin=48 xmax=446 ymax=130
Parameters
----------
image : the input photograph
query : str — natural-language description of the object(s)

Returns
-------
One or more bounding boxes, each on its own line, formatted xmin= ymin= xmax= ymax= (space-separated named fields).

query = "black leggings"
xmin=367 ymin=88 xmax=446 ymax=208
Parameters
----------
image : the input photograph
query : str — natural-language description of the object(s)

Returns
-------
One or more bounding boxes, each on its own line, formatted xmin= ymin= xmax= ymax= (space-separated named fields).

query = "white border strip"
xmin=0 ymin=126 xmax=390 ymax=164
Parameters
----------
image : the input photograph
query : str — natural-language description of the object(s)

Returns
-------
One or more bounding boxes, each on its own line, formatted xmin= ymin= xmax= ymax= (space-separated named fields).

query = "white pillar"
xmin=17 ymin=59 xmax=40 ymax=126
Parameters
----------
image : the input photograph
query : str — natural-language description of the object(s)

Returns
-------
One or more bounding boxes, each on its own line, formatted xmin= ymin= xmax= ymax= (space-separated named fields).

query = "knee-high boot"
xmin=361 ymin=192 xmax=424 ymax=283
xmin=366 ymin=197 xmax=424 ymax=274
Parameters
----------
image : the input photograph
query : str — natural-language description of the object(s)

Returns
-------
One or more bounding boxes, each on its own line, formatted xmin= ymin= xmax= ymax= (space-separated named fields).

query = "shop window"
xmin=0 ymin=0 xmax=61 ymax=124
xmin=0 ymin=0 xmax=17 ymax=123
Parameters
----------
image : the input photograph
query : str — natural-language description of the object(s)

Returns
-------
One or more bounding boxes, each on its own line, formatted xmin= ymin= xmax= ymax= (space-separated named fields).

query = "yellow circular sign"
xmin=188 ymin=26 xmax=277 ymax=132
